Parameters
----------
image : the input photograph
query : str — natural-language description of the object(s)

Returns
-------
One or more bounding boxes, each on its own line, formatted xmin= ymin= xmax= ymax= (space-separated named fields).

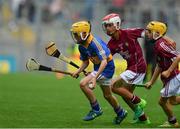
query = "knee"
xmin=79 ymin=80 xmax=87 ymax=89
xmin=112 ymin=81 xmax=121 ymax=88
xmin=112 ymin=86 xmax=118 ymax=93
xmin=112 ymin=87 xmax=124 ymax=96
xmin=103 ymin=94 xmax=112 ymax=100
xmin=158 ymin=99 xmax=166 ymax=106
xmin=169 ymin=99 xmax=177 ymax=105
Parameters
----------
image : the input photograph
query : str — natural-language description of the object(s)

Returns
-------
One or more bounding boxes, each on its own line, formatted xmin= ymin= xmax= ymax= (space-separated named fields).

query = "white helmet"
xmin=102 ymin=13 xmax=121 ymax=31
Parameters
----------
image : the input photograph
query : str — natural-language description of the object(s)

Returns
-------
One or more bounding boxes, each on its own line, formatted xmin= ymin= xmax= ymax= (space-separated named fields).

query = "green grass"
xmin=0 ymin=73 xmax=179 ymax=128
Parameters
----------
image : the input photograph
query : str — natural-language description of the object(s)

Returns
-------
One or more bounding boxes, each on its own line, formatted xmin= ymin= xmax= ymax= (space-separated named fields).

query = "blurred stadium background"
xmin=0 ymin=0 xmax=180 ymax=73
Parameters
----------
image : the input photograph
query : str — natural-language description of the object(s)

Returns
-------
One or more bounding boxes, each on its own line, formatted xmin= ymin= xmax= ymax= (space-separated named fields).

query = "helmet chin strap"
xmin=78 ymin=33 xmax=90 ymax=45
xmin=80 ymin=32 xmax=89 ymax=41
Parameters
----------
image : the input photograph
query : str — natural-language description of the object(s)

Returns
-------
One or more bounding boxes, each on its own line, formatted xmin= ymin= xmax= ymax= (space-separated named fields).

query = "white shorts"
xmin=120 ymin=70 xmax=145 ymax=85
xmin=160 ymin=74 xmax=180 ymax=97
xmin=91 ymin=71 xmax=111 ymax=86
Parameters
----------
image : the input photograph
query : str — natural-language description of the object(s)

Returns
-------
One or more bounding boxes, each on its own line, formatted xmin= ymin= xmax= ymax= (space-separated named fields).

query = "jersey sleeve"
xmin=78 ymin=45 xmax=88 ymax=61
xmin=126 ymin=28 xmax=145 ymax=39
xmin=159 ymin=41 xmax=179 ymax=59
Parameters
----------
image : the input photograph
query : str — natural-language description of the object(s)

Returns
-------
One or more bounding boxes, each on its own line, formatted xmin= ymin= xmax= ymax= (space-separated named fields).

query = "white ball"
xmin=88 ymin=83 xmax=94 ymax=90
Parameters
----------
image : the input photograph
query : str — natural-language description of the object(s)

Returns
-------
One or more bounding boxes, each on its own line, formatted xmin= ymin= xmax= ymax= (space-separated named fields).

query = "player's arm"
xmin=77 ymin=60 xmax=89 ymax=74
xmin=162 ymin=54 xmax=180 ymax=78
xmin=91 ymin=40 xmax=108 ymax=86
xmin=95 ymin=59 xmax=107 ymax=79
xmin=91 ymin=58 xmax=107 ymax=87
xmin=71 ymin=60 xmax=89 ymax=78
xmin=127 ymin=28 xmax=145 ymax=38
xmin=72 ymin=46 xmax=89 ymax=78
xmin=150 ymin=64 xmax=162 ymax=84
xmin=159 ymin=41 xmax=179 ymax=78
xmin=145 ymin=64 xmax=162 ymax=89
xmin=93 ymin=41 xmax=108 ymax=78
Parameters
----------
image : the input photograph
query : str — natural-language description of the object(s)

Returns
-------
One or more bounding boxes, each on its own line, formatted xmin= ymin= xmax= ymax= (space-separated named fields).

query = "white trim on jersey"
xmin=160 ymin=42 xmax=179 ymax=56
xmin=93 ymin=38 xmax=107 ymax=59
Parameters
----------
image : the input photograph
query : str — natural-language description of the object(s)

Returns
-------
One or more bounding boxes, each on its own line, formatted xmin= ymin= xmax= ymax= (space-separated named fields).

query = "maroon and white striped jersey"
xmin=154 ymin=37 xmax=180 ymax=85
xmin=107 ymin=28 xmax=147 ymax=73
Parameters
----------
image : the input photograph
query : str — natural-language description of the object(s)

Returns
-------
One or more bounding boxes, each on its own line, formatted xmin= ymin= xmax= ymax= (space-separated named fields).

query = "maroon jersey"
xmin=108 ymin=28 xmax=147 ymax=73
xmin=154 ymin=37 xmax=180 ymax=85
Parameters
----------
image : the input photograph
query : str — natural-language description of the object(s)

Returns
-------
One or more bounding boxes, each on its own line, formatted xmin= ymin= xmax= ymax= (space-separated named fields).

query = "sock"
xmin=91 ymin=100 xmax=100 ymax=111
xmin=131 ymin=95 xmax=141 ymax=104
xmin=168 ymin=116 xmax=177 ymax=124
xmin=114 ymin=106 xmax=125 ymax=117
xmin=139 ymin=113 xmax=147 ymax=121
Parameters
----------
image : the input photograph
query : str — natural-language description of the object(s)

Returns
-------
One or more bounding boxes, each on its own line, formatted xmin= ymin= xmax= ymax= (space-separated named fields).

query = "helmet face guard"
xmin=102 ymin=22 xmax=114 ymax=33
xmin=71 ymin=31 xmax=89 ymax=44
xmin=102 ymin=13 xmax=121 ymax=33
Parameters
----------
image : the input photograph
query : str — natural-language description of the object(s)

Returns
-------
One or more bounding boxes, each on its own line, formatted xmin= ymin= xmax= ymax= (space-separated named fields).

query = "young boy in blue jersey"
xmin=71 ymin=21 xmax=127 ymax=124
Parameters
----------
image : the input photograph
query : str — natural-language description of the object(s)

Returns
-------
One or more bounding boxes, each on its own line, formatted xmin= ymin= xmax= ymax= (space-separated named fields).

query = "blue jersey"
xmin=79 ymin=36 xmax=115 ymax=78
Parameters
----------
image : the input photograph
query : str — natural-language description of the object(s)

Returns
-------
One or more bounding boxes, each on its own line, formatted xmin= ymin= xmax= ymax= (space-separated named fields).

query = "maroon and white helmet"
xmin=102 ymin=13 xmax=121 ymax=31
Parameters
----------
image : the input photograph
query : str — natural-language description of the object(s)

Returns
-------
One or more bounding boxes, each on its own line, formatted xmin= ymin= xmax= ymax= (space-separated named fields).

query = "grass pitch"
xmin=0 ymin=73 xmax=179 ymax=128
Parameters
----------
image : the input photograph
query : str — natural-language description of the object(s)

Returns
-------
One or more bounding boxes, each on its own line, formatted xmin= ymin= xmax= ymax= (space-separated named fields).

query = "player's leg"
xmin=122 ymin=85 xmax=150 ymax=124
xmin=80 ymin=73 xmax=102 ymax=121
xmin=111 ymin=77 xmax=143 ymax=105
xmin=100 ymin=85 xmax=119 ymax=108
xmin=117 ymin=70 xmax=148 ymax=110
xmin=112 ymin=79 xmax=145 ymax=120
xmin=99 ymin=84 xmax=127 ymax=124
xmin=80 ymin=74 xmax=96 ymax=102
xmin=158 ymin=97 xmax=179 ymax=127
xmin=159 ymin=76 xmax=180 ymax=127
xmin=111 ymin=76 xmax=134 ymax=99
xmin=169 ymin=96 xmax=180 ymax=105
xmin=159 ymin=97 xmax=173 ymax=118
xmin=111 ymin=72 xmax=149 ymax=122
xmin=113 ymin=83 xmax=136 ymax=111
